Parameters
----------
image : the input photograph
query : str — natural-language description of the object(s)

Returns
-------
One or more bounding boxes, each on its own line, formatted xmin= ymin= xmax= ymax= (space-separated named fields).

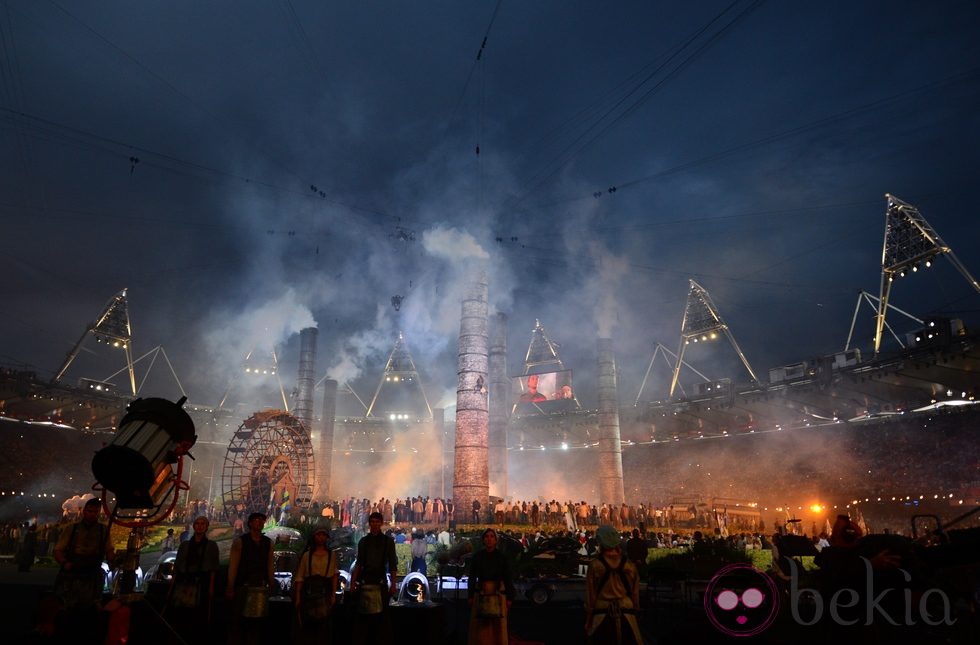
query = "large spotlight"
xmin=91 ymin=396 xmax=196 ymax=518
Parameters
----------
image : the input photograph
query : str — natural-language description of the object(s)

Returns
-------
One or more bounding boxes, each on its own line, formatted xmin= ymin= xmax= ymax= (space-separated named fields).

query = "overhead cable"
xmin=508 ymin=0 xmax=764 ymax=209
xmin=539 ymin=67 xmax=980 ymax=208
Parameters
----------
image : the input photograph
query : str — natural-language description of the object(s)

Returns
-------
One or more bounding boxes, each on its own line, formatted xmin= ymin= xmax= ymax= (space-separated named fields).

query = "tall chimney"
xmin=296 ymin=327 xmax=318 ymax=431
xmin=488 ymin=312 xmax=509 ymax=498
xmin=432 ymin=407 xmax=446 ymax=499
xmin=318 ymin=378 xmax=337 ymax=500
xmin=453 ymin=274 xmax=489 ymax=524
xmin=597 ymin=337 xmax=625 ymax=506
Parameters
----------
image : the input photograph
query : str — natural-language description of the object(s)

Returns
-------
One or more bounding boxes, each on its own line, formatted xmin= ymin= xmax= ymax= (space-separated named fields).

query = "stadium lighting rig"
xmin=873 ymin=194 xmax=980 ymax=356
xmin=243 ymin=349 xmax=279 ymax=376
xmin=53 ymin=288 xmax=137 ymax=395
xmin=365 ymin=331 xmax=433 ymax=419
xmin=669 ymin=280 xmax=758 ymax=398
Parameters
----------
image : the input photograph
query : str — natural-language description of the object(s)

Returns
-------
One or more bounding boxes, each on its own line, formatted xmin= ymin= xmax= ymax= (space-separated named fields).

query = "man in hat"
xmin=584 ymin=525 xmax=642 ymax=644
xmin=294 ymin=523 xmax=337 ymax=644
xmin=226 ymin=511 xmax=274 ymax=644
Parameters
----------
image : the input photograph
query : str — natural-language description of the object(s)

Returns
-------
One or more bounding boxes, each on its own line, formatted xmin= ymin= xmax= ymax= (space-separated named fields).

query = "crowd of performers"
xmin=30 ymin=496 xmax=661 ymax=644
xmin=21 ymin=483 xmax=959 ymax=645
xmin=217 ymin=493 xmax=766 ymax=536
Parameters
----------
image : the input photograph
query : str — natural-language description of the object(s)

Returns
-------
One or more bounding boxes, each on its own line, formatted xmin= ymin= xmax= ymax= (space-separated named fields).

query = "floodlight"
xmin=91 ymin=396 xmax=196 ymax=524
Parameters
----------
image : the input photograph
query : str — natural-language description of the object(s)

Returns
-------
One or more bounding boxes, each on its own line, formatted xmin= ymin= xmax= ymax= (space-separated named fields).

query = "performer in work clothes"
xmin=467 ymin=528 xmax=514 ymax=645
xmin=349 ymin=511 xmax=398 ymax=645
xmin=584 ymin=524 xmax=643 ymax=644
xmin=169 ymin=515 xmax=219 ymax=644
xmin=225 ymin=511 xmax=274 ymax=645
xmin=53 ymin=498 xmax=115 ymax=610
xmin=50 ymin=498 xmax=116 ymax=644
xmin=293 ymin=523 xmax=338 ymax=644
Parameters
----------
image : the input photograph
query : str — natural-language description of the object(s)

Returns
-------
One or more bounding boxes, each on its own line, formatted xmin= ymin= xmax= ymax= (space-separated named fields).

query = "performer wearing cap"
xmin=226 ymin=511 xmax=274 ymax=645
xmin=293 ymin=523 xmax=338 ymax=644
xmin=169 ymin=515 xmax=219 ymax=644
xmin=584 ymin=524 xmax=642 ymax=644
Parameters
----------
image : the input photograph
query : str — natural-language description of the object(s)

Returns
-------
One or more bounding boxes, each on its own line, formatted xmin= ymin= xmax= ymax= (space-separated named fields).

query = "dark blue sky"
xmin=2 ymin=1 xmax=979 ymax=411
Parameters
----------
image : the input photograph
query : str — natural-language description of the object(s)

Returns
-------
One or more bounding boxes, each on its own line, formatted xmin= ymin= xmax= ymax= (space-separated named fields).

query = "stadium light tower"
xmin=53 ymin=288 xmax=137 ymax=395
xmin=523 ymin=319 xmax=564 ymax=372
xmin=669 ymin=280 xmax=757 ymax=398
xmin=873 ymin=194 xmax=980 ymax=356
xmin=365 ymin=331 xmax=432 ymax=419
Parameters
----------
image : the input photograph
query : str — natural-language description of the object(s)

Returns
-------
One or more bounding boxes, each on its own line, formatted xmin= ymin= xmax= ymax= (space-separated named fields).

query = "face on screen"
xmin=515 ymin=371 xmax=574 ymax=408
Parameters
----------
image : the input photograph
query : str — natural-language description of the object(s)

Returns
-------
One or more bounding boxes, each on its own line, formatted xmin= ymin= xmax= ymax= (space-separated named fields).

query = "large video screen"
xmin=513 ymin=370 xmax=575 ymax=413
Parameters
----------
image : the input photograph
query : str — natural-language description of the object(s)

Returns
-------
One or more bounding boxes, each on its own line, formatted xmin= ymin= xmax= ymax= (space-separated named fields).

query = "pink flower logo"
xmin=704 ymin=563 xmax=779 ymax=636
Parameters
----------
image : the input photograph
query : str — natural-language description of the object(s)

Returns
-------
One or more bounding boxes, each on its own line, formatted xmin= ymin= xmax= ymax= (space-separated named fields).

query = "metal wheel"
xmin=528 ymin=584 xmax=552 ymax=605
xmin=220 ymin=409 xmax=315 ymax=517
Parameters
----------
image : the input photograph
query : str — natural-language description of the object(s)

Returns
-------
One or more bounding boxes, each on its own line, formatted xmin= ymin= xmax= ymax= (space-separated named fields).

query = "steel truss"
xmin=669 ymin=280 xmax=757 ymax=399
xmin=874 ymin=194 xmax=980 ymax=356
xmin=53 ymin=288 xmax=136 ymax=395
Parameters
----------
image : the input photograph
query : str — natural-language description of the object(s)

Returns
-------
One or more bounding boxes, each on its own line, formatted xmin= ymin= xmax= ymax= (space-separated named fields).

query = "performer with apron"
xmin=293 ymin=524 xmax=338 ymax=644
xmin=169 ymin=516 xmax=219 ymax=644
xmin=349 ymin=511 xmax=397 ymax=645
xmin=585 ymin=525 xmax=643 ymax=644
xmin=467 ymin=528 xmax=514 ymax=645
xmin=225 ymin=511 xmax=274 ymax=645
xmin=52 ymin=498 xmax=115 ymax=644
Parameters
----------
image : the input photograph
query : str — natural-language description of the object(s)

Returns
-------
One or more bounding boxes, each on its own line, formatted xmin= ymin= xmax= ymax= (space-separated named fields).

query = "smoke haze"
xmin=1 ymin=3 xmax=979 ymax=516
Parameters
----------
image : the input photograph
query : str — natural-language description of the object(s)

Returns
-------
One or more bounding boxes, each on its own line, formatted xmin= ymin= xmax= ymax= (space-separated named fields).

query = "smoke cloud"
xmin=199 ymin=288 xmax=315 ymax=386
xmin=587 ymin=242 xmax=630 ymax=338
xmin=422 ymin=226 xmax=490 ymax=262
xmin=2 ymin=3 xmax=978 ymax=522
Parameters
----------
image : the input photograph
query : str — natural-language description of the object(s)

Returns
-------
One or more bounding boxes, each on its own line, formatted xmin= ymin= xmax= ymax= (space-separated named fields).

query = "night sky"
xmin=2 ymin=1 xmax=979 ymax=413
